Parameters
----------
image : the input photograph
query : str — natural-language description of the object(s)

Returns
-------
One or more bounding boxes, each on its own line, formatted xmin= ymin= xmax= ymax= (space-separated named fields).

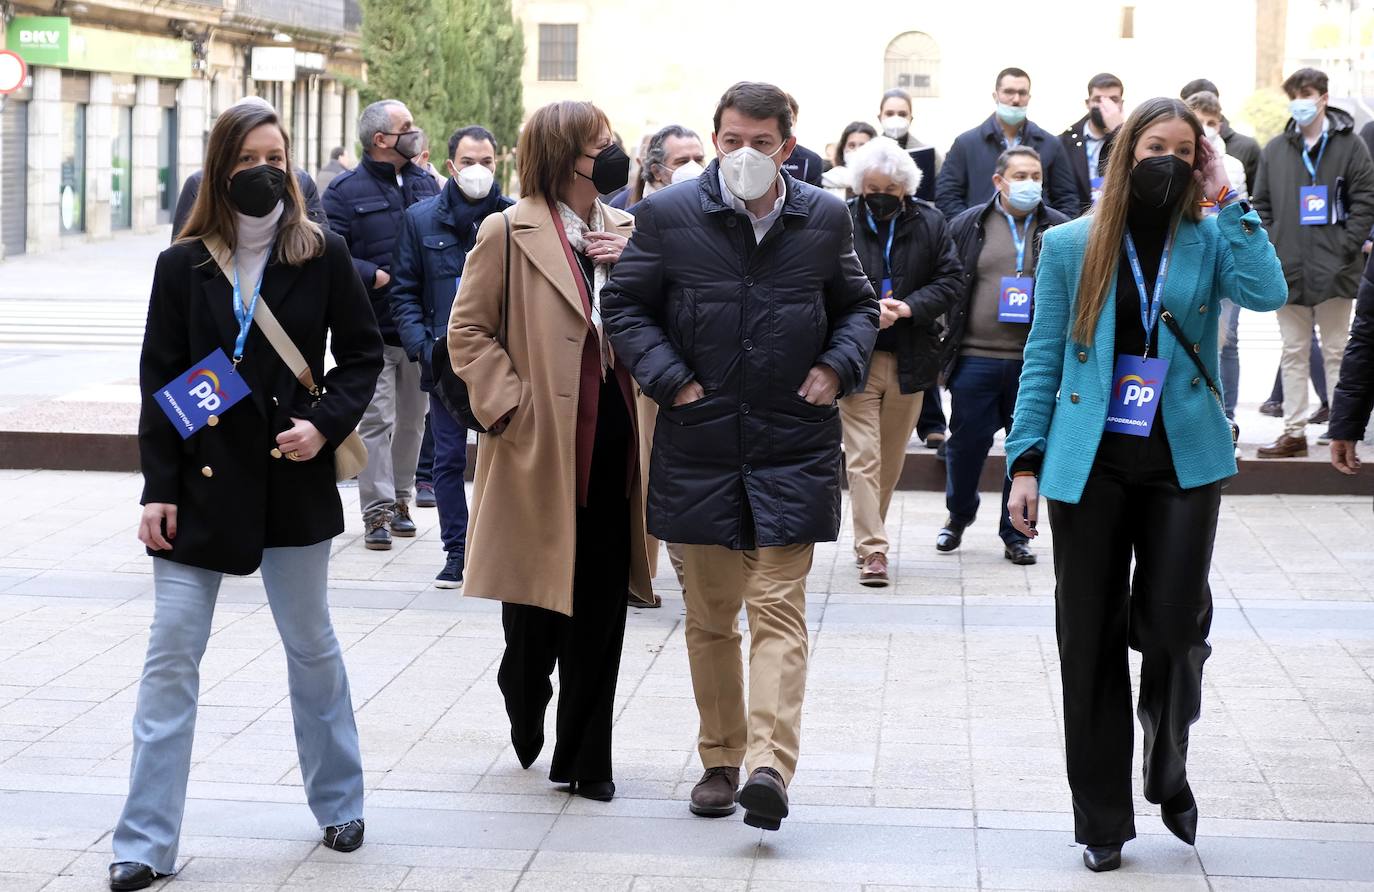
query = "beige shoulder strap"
xmin=253 ymin=299 xmax=319 ymax=395
xmin=202 ymin=233 xmax=318 ymax=395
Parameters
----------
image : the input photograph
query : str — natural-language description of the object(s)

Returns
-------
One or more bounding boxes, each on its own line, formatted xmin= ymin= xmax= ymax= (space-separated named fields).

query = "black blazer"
xmin=138 ymin=230 xmax=384 ymax=575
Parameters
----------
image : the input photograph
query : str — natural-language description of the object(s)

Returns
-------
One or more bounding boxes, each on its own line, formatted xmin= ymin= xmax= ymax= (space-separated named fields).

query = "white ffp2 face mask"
xmin=881 ymin=115 xmax=911 ymax=139
xmin=456 ymin=164 xmax=495 ymax=201
xmin=719 ymin=145 xmax=783 ymax=201
xmin=671 ymin=160 xmax=705 ymax=185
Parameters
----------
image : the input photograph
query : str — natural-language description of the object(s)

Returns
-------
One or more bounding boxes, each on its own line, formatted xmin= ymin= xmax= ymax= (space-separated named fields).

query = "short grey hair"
xmin=645 ymin=124 xmax=700 ymax=178
xmin=359 ymin=100 xmax=403 ymax=149
xmin=846 ymin=136 xmax=922 ymax=196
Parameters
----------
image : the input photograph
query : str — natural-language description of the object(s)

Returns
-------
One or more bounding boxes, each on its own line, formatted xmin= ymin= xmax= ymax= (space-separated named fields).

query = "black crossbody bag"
xmin=432 ymin=213 xmax=511 ymax=433
xmin=1160 ymin=308 xmax=1237 ymax=444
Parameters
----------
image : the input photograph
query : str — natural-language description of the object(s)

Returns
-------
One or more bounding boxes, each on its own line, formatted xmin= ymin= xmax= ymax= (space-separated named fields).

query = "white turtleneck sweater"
xmin=232 ymin=202 xmax=284 ymax=291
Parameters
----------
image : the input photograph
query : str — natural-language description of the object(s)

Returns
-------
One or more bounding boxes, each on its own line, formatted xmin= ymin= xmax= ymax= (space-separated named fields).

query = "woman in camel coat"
xmin=449 ymin=100 xmax=652 ymax=801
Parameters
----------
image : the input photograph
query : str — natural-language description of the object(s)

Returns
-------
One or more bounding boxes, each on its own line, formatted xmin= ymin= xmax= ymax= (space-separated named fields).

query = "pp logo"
xmin=186 ymin=368 xmax=226 ymax=412
xmin=1005 ymin=287 xmax=1031 ymax=308
xmin=1116 ymin=374 xmax=1157 ymax=408
xmin=1305 ymin=193 xmax=1326 ymax=213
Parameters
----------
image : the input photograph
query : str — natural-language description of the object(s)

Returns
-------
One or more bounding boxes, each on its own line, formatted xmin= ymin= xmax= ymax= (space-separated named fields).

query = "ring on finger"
xmin=289 ymin=450 xmax=302 ymax=460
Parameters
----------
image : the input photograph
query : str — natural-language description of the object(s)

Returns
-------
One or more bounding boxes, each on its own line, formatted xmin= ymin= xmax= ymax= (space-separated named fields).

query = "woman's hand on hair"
xmin=585 ymin=231 xmax=627 ymax=266
xmin=1194 ymin=137 xmax=1230 ymax=202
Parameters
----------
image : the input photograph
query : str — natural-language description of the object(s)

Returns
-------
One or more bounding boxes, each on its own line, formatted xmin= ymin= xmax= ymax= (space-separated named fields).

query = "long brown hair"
xmin=1072 ymin=97 xmax=1204 ymax=345
xmin=178 ymin=101 xmax=324 ymax=266
xmin=516 ymin=101 xmax=612 ymax=199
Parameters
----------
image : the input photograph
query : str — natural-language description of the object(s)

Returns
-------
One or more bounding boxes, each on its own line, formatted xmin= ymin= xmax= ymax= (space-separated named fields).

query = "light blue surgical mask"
xmin=1007 ymin=179 xmax=1042 ymax=212
xmin=996 ymin=103 xmax=1028 ymax=127
xmin=1289 ymin=97 xmax=1320 ymax=126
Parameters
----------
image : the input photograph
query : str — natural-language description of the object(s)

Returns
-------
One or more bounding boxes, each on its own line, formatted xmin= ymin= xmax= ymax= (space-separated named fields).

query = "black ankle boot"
xmin=1082 ymin=845 xmax=1122 ymax=872
xmin=1162 ymin=784 xmax=1199 ymax=845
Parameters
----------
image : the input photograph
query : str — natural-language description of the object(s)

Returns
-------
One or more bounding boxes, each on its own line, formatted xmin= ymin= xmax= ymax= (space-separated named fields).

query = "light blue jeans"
xmin=112 ymin=541 xmax=363 ymax=874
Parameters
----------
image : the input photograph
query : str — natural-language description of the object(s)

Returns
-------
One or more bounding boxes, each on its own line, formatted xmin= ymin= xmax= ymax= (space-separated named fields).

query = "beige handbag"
xmin=253 ymin=296 xmax=369 ymax=482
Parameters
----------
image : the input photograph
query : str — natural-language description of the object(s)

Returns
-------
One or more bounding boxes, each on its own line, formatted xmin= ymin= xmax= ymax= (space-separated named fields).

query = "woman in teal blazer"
xmin=1004 ymin=98 xmax=1286 ymax=873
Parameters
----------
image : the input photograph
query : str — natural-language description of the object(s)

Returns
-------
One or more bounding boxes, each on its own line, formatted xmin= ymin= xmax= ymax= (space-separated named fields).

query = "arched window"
xmin=884 ymin=31 xmax=940 ymax=98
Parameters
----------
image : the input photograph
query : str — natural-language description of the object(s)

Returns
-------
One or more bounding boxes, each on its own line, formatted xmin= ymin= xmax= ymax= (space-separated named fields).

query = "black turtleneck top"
xmin=1115 ymin=201 xmax=1174 ymax=359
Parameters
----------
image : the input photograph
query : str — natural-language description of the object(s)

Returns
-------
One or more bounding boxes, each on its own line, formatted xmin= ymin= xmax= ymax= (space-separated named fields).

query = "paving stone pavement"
xmin=1 ymin=469 xmax=1372 ymax=890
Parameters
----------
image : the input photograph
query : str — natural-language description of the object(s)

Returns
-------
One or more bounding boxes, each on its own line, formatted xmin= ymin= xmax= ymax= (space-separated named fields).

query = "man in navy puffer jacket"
xmin=323 ymin=99 xmax=440 ymax=550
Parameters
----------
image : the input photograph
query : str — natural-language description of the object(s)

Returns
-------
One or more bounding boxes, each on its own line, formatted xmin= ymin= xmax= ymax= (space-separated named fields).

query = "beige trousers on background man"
xmin=1276 ymin=299 xmax=1352 ymax=438
xmin=357 ymin=345 xmax=428 ymax=520
xmin=679 ymin=542 xmax=814 ymax=785
xmin=839 ymin=351 xmax=924 ymax=561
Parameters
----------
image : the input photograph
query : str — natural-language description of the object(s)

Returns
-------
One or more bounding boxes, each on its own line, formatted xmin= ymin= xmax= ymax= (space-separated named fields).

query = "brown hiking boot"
xmin=689 ymin=766 xmax=739 ymax=817
xmin=1256 ymin=433 xmax=1308 ymax=459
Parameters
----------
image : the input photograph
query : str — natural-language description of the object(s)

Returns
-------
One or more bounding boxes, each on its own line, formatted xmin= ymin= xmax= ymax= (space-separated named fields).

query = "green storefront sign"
xmin=6 ymin=17 xmax=69 ymax=66
xmin=7 ymin=16 xmax=191 ymax=79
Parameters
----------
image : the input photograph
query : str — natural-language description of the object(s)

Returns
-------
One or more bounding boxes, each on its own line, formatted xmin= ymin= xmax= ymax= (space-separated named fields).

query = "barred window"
xmin=884 ymin=31 xmax=940 ymax=98
xmin=538 ymin=24 xmax=578 ymax=82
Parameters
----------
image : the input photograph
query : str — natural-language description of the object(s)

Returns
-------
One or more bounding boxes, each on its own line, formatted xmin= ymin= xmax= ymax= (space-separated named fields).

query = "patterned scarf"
xmin=556 ymin=200 xmax=611 ymax=372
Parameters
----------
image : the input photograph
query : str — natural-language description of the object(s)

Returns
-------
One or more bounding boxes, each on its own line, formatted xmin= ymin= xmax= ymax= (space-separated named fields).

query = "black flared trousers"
xmin=498 ymin=377 xmax=631 ymax=785
xmin=1047 ymin=423 xmax=1220 ymax=846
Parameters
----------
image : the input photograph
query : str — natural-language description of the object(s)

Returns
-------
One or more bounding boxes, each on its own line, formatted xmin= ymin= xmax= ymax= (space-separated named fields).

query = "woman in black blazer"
xmin=109 ymin=101 xmax=383 ymax=892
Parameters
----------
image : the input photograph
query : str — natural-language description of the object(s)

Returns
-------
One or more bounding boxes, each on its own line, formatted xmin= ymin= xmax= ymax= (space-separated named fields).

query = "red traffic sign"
xmin=0 ymin=51 xmax=27 ymax=95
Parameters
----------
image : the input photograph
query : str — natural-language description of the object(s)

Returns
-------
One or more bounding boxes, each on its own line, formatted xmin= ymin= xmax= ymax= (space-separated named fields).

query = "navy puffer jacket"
xmin=603 ymin=162 xmax=878 ymax=550
xmin=322 ymin=154 xmax=440 ymax=345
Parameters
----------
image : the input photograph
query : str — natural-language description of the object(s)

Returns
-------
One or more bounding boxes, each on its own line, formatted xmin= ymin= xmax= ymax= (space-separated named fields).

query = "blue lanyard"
xmin=1302 ymin=132 xmax=1328 ymax=185
xmin=865 ymin=210 xmax=896 ymax=277
xmin=231 ymin=267 xmax=264 ymax=363
xmin=1001 ymin=209 xmax=1030 ymax=276
xmin=1123 ymin=229 xmax=1174 ymax=356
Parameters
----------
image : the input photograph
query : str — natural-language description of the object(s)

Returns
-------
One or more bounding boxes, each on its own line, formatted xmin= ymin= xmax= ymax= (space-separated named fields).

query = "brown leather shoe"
xmin=738 ymin=766 xmax=789 ymax=831
xmin=860 ymin=553 xmax=889 ymax=588
xmin=689 ymin=766 xmax=739 ymax=817
xmin=1257 ymin=433 xmax=1309 ymax=458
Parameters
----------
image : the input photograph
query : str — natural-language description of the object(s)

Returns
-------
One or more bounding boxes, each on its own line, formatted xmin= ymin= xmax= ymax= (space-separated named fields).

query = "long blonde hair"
xmin=1072 ymin=98 xmax=1204 ymax=345
xmin=178 ymin=102 xmax=324 ymax=266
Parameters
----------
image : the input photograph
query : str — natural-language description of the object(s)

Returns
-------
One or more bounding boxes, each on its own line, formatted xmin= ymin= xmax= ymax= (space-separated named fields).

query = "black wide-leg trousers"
xmin=1047 ymin=424 xmax=1220 ymax=846
xmin=497 ymin=377 xmax=631 ymax=785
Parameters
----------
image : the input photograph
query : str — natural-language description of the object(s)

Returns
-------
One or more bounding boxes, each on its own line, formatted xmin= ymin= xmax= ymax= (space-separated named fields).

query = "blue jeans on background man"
xmin=429 ymin=394 xmax=470 ymax=559
xmin=1220 ymin=299 xmax=1240 ymax=419
xmin=945 ymin=355 xmax=1024 ymax=545
xmin=113 ymin=542 xmax=363 ymax=875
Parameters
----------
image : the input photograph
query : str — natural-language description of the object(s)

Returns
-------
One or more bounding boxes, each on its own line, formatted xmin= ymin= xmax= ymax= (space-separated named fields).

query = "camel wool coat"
xmin=449 ymin=197 xmax=653 ymax=616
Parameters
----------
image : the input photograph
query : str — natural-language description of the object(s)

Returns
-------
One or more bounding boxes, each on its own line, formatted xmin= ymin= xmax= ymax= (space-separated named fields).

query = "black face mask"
xmin=577 ymin=143 xmax=631 ymax=194
xmin=864 ymin=193 xmax=902 ymax=221
xmin=1129 ymin=154 xmax=1194 ymax=210
xmin=228 ymin=164 xmax=289 ymax=217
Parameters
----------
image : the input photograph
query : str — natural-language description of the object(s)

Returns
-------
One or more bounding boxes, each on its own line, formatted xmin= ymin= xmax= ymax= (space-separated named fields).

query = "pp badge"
xmin=1090 ymin=176 xmax=1104 ymax=206
xmin=1299 ymin=186 xmax=1329 ymax=225
xmin=879 ymin=276 xmax=894 ymax=301
xmin=1105 ymin=355 xmax=1168 ymax=437
xmin=154 ymin=348 xmax=251 ymax=439
xmin=998 ymin=276 xmax=1033 ymax=323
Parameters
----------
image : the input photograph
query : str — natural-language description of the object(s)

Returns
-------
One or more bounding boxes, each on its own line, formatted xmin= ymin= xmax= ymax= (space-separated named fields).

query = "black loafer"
xmin=936 ymin=519 xmax=964 ymax=552
xmin=323 ymin=818 xmax=365 ymax=852
xmin=109 ymin=862 xmax=157 ymax=891
xmin=1083 ymin=845 xmax=1122 ymax=872
xmin=1004 ymin=541 xmax=1036 ymax=565
xmin=570 ymin=780 xmax=616 ymax=802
